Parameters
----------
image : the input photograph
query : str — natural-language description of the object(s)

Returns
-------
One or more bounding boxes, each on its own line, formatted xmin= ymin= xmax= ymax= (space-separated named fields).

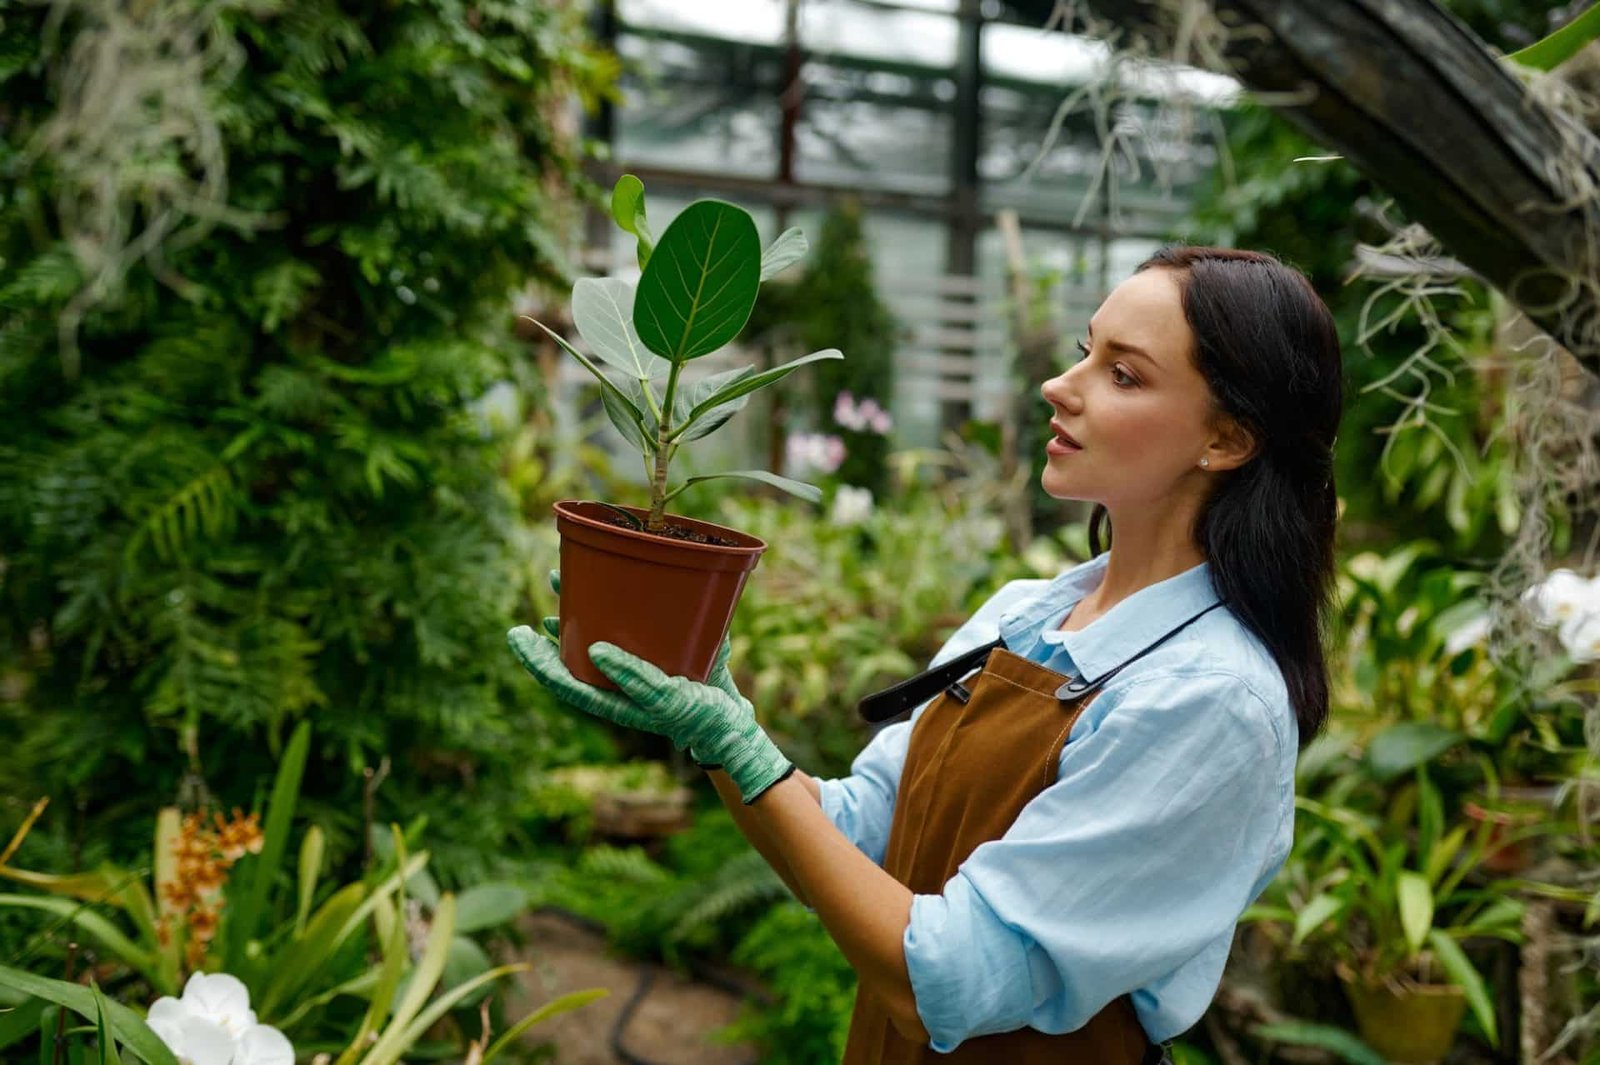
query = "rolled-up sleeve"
xmin=902 ymin=669 xmax=1287 ymax=1052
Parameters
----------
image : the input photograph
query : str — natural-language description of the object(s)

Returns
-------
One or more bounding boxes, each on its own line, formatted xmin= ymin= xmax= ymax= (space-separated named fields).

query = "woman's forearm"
xmin=705 ymin=767 xmax=820 ymax=907
xmin=747 ymin=774 xmax=928 ymax=1043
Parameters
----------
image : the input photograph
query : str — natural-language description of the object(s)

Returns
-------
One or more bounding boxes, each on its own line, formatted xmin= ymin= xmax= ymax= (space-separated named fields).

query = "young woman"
xmin=510 ymin=245 xmax=1345 ymax=1063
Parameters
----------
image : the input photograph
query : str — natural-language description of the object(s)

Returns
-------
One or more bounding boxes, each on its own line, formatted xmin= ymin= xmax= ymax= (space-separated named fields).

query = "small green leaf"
xmin=610 ymin=174 xmax=655 ymax=268
xmin=1364 ymin=723 xmax=1464 ymax=781
xmin=295 ymin=825 xmax=324 ymax=938
xmin=759 ymin=227 xmax=808 ymax=281
xmin=525 ymin=318 xmax=652 ymax=449
xmin=453 ymin=883 xmax=526 ymax=933
xmin=1397 ymin=871 xmax=1434 ymax=955
xmin=1252 ymin=1021 xmax=1388 ymax=1065
xmin=600 ymin=375 xmax=656 ymax=453
xmin=673 ymin=348 xmax=842 ymax=438
xmin=572 ymin=278 xmax=669 ymax=379
xmin=1291 ymin=893 xmax=1345 ymax=947
xmin=670 ymin=365 xmax=757 ymax=443
xmin=669 ymin=470 xmax=821 ymax=504
xmin=1427 ymin=930 xmax=1496 ymax=1047
xmin=480 ymin=989 xmax=610 ymax=1065
xmin=634 ymin=200 xmax=762 ymax=363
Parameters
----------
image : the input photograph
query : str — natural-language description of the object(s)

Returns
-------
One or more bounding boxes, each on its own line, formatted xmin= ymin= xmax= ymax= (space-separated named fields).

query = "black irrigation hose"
xmin=532 ymin=905 xmax=766 ymax=1065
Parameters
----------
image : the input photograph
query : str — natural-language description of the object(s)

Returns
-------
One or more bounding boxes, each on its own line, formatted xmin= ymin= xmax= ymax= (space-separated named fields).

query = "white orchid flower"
xmin=234 ymin=1024 xmax=295 ymax=1065
xmin=147 ymin=973 xmax=293 ymax=1065
xmin=830 ymin=485 xmax=874 ymax=527
xmin=1560 ymin=612 xmax=1600 ymax=664
xmin=1523 ymin=569 xmax=1596 ymax=626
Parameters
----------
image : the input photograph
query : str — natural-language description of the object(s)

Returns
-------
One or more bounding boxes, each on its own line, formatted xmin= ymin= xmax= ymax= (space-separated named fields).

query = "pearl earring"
xmin=1199 ymin=458 xmax=1210 ymax=468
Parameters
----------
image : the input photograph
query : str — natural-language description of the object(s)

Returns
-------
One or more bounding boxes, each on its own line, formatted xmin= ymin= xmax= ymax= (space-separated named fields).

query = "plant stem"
xmin=649 ymin=362 xmax=686 ymax=530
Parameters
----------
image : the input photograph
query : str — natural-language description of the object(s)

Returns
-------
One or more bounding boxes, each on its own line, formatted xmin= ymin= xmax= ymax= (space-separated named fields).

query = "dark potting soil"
xmin=599 ymin=513 xmax=743 ymax=547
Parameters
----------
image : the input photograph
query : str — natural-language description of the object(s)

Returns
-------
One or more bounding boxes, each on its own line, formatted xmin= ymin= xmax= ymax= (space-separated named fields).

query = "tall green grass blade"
xmin=225 ymin=721 xmax=311 ymax=969
xmin=480 ymin=989 xmax=609 ymax=1064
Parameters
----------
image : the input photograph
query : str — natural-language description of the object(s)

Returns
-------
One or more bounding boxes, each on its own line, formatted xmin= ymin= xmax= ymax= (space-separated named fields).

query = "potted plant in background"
xmin=521 ymin=175 xmax=842 ymax=690
xmin=1257 ymin=767 xmax=1525 ymax=1064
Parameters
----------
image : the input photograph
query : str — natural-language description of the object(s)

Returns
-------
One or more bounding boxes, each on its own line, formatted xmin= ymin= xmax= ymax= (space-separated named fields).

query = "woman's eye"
xmin=1111 ymin=366 xmax=1137 ymax=388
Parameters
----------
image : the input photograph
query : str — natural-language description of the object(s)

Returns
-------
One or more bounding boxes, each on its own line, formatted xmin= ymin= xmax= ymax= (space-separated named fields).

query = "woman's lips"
xmin=1047 ymin=423 xmax=1083 ymax=456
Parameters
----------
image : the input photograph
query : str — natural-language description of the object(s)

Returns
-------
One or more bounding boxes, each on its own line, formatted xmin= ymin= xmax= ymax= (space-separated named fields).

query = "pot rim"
xmin=554 ymin=498 xmax=766 ymax=556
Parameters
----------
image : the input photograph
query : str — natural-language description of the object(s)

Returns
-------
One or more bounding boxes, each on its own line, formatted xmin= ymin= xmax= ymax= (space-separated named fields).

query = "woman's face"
xmin=1039 ymin=267 xmax=1227 ymax=507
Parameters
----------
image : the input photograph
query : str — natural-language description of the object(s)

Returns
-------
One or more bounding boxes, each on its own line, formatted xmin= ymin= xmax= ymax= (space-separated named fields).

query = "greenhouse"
xmin=1 ymin=1 xmax=1599 ymax=1064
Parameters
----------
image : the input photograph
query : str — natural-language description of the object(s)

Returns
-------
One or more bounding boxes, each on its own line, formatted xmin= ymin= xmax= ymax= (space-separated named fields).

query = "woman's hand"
xmin=534 ymin=570 xmax=741 ymax=770
xmin=509 ymin=573 xmax=793 ymax=802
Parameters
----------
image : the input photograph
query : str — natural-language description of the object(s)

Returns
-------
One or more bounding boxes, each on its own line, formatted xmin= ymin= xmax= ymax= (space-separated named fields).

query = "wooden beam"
xmin=1048 ymin=0 xmax=1600 ymax=379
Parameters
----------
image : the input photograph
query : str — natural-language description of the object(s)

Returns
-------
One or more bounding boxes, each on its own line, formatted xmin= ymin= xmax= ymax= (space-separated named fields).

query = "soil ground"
xmin=507 ymin=910 xmax=763 ymax=1065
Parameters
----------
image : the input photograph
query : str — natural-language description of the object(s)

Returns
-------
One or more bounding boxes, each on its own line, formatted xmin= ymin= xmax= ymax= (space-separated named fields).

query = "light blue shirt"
xmin=815 ymin=553 xmax=1297 ymax=1052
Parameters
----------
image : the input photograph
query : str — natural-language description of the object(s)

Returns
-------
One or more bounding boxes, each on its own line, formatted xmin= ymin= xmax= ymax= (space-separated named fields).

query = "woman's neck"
xmin=1064 ymin=520 xmax=1207 ymax=630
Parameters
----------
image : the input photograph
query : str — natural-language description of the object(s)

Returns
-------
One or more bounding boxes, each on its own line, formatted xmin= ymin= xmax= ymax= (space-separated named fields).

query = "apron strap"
xmin=857 ymin=637 xmax=1005 ymax=723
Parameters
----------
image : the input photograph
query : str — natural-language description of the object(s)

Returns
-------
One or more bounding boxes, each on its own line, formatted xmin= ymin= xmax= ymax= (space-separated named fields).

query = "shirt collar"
xmin=998 ymin=553 xmax=1221 ymax=682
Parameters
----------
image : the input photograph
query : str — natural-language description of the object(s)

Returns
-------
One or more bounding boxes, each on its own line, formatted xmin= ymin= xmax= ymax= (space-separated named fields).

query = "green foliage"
xmin=715 ymin=901 xmax=856 ymax=1065
xmin=0 ymin=0 xmax=601 ymax=876
xmin=530 ymin=808 xmax=787 ymax=966
xmin=791 ymin=200 xmax=899 ymax=496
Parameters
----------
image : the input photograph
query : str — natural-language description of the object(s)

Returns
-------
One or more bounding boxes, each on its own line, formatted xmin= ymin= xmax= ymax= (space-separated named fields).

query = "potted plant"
xmin=521 ymin=175 xmax=842 ymax=690
xmin=1259 ymin=769 xmax=1525 ymax=1064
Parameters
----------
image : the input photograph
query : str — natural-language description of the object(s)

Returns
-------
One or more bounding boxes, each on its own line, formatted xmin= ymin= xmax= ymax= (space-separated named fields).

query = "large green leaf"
xmin=1364 ymin=722 xmax=1464 ymax=781
xmin=571 ymin=278 xmax=669 ymax=379
xmin=0 ymin=895 xmax=156 ymax=973
xmin=673 ymin=348 xmax=842 ymax=439
xmin=758 ymin=227 xmax=808 ymax=281
xmin=1427 ymin=930 xmax=1496 ymax=1047
xmin=610 ymin=174 xmax=654 ymax=268
xmin=0 ymin=965 xmax=177 ymax=1065
xmin=1396 ymin=871 xmax=1434 ymax=954
xmin=634 ymin=200 xmax=761 ymax=363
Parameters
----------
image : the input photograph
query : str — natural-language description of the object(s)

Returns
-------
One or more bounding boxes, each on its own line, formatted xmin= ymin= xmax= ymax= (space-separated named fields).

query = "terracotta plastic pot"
xmin=1341 ymin=973 xmax=1467 ymax=1064
xmin=553 ymin=499 xmax=766 ymax=691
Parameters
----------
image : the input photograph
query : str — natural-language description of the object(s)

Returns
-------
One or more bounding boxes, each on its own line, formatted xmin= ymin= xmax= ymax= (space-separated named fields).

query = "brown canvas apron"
xmin=843 ymin=601 xmax=1225 ymax=1062
xmin=842 ymin=645 xmax=1156 ymax=1063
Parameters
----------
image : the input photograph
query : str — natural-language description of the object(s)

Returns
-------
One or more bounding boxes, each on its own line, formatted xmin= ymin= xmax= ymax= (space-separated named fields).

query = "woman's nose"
xmin=1040 ymin=369 xmax=1077 ymax=411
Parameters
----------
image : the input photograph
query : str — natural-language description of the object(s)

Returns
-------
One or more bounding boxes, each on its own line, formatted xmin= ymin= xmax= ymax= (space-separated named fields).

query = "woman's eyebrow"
xmin=1085 ymin=324 xmax=1160 ymax=369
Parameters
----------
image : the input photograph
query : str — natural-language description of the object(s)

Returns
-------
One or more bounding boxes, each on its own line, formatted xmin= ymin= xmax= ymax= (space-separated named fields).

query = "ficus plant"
xmin=523 ymin=174 xmax=843 ymax=532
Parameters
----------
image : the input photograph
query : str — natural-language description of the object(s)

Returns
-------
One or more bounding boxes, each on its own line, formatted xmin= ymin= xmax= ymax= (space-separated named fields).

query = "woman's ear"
xmin=1204 ymin=415 xmax=1259 ymax=473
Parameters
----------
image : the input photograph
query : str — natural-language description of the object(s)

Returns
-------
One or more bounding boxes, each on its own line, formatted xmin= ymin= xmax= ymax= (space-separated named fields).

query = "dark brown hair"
xmin=1088 ymin=246 xmax=1344 ymax=745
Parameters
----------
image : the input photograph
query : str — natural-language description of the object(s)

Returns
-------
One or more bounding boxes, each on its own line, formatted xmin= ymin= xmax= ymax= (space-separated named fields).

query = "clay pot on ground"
xmin=592 ymin=787 xmax=695 ymax=840
xmin=553 ymin=500 xmax=766 ymax=691
xmin=1339 ymin=968 xmax=1467 ymax=1065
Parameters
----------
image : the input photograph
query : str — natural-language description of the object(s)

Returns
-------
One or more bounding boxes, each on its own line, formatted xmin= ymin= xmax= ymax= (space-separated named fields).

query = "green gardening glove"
xmin=540 ymin=570 xmax=734 ymax=769
xmin=505 ymin=626 xmax=794 ymax=804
